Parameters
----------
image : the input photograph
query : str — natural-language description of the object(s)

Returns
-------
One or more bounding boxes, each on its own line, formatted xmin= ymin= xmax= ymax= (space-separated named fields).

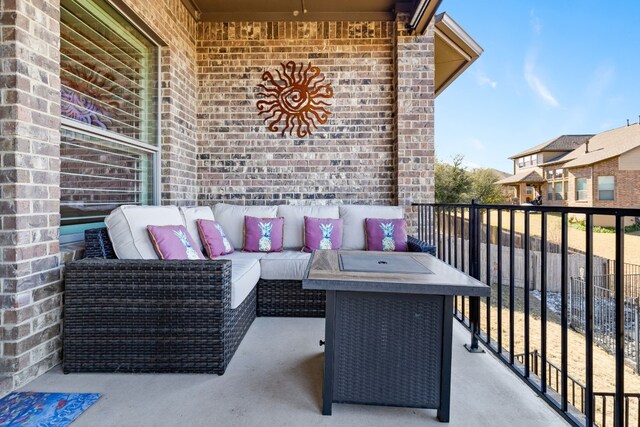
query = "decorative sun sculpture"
xmin=257 ymin=61 xmax=333 ymax=138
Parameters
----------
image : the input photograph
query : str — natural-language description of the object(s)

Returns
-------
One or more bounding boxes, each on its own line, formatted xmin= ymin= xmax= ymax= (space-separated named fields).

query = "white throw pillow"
xmin=212 ymin=203 xmax=278 ymax=250
xmin=339 ymin=205 xmax=404 ymax=250
xmin=104 ymin=205 xmax=185 ymax=259
xmin=179 ymin=206 xmax=215 ymax=251
xmin=277 ymin=205 xmax=340 ymax=249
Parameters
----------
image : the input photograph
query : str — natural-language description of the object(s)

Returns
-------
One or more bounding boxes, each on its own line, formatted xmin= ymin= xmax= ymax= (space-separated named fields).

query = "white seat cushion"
xmin=212 ymin=203 xmax=278 ymax=250
xmin=219 ymin=255 xmax=261 ymax=309
xmin=277 ymin=204 xmax=340 ymax=250
xmin=259 ymin=251 xmax=312 ymax=281
xmin=179 ymin=206 xmax=214 ymax=251
xmin=217 ymin=252 xmax=266 ymax=262
xmin=339 ymin=205 xmax=404 ymax=250
xmin=105 ymin=205 xmax=185 ymax=259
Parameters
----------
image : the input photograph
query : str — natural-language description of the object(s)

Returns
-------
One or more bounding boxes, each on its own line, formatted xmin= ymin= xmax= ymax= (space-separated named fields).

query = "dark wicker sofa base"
xmin=63 ymin=229 xmax=435 ymax=375
xmin=255 ymin=236 xmax=435 ymax=318
xmin=63 ymin=231 xmax=256 ymax=375
xmin=257 ymin=279 xmax=325 ymax=317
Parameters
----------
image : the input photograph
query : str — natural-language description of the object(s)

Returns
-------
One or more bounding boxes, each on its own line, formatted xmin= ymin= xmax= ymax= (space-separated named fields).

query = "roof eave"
xmin=434 ymin=12 xmax=483 ymax=97
xmin=408 ymin=0 xmax=444 ymax=35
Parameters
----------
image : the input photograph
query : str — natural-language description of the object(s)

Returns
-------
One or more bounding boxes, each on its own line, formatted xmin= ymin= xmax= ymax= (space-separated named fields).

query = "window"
xmin=576 ymin=178 xmax=588 ymax=201
xmin=598 ymin=176 xmax=615 ymax=201
xmin=518 ymin=157 xmax=524 ymax=167
xmin=60 ymin=0 xmax=159 ymax=241
xmin=547 ymin=183 xmax=553 ymax=200
xmin=546 ymin=169 xmax=554 ymax=180
xmin=554 ymin=182 xmax=563 ymax=201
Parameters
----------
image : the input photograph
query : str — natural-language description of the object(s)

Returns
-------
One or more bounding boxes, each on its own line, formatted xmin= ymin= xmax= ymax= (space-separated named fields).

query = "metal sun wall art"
xmin=257 ymin=61 xmax=333 ymax=138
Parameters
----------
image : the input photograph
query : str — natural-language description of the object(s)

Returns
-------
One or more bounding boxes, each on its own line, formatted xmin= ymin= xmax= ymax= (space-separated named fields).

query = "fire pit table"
xmin=302 ymin=250 xmax=490 ymax=422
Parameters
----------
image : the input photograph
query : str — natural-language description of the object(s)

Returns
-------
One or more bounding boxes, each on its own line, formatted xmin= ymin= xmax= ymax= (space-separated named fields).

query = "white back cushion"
xmin=339 ymin=205 xmax=404 ymax=250
xmin=277 ymin=205 xmax=340 ymax=249
xmin=212 ymin=203 xmax=278 ymax=250
xmin=105 ymin=205 xmax=185 ymax=259
xmin=179 ymin=206 xmax=215 ymax=251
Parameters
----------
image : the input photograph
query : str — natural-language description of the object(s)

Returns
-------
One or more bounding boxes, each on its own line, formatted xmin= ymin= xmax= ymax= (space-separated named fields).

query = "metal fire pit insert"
xmin=339 ymin=253 xmax=433 ymax=275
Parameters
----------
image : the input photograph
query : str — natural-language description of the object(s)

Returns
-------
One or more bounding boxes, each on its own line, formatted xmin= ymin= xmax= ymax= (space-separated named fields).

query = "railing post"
xmin=636 ymin=304 xmax=639 ymax=375
xmin=465 ymin=199 xmax=484 ymax=353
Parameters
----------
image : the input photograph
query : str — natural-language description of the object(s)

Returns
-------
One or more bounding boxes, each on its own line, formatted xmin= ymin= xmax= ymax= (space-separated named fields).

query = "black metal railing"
xmin=415 ymin=201 xmax=640 ymax=427
xmin=515 ymin=349 xmax=640 ymax=426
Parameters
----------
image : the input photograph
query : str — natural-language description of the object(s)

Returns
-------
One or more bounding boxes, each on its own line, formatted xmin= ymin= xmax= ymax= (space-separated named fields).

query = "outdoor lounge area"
xmin=22 ymin=318 xmax=567 ymax=426
xmin=2 ymin=0 xmax=630 ymax=426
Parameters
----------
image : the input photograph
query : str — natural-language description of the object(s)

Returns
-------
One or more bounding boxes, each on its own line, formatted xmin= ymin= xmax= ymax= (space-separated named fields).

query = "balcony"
xmin=415 ymin=202 xmax=640 ymax=426
xmin=23 ymin=317 xmax=565 ymax=426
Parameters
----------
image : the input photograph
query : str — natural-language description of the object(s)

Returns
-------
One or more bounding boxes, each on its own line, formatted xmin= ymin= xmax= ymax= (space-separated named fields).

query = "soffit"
xmin=185 ymin=0 xmax=417 ymax=22
xmin=434 ymin=12 xmax=482 ymax=97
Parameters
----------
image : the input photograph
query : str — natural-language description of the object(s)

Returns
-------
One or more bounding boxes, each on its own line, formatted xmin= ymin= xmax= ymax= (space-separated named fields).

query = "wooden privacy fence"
xmin=442 ymin=237 xmax=608 ymax=292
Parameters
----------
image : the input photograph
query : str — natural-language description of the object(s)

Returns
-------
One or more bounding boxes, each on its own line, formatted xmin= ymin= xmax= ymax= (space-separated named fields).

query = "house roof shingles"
xmin=561 ymin=124 xmax=640 ymax=168
xmin=509 ymin=135 xmax=594 ymax=159
xmin=495 ymin=170 xmax=546 ymax=185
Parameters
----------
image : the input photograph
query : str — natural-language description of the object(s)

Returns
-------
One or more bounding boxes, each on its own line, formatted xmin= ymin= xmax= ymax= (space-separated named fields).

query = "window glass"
xmin=547 ymin=183 xmax=553 ymax=200
xmin=60 ymin=129 xmax=154 ymax=227
xmin=576 ymin=178 xmax=588 ymax=201
xmin=60 ymin=0 xmax=158 ymax=237
xmin=554 ymin=182 xmax=563 ymax=200
xmin=546 ymin=169 xmax=553 ymax=180
xmin=598 ymin=176 xmax=615 ymax=201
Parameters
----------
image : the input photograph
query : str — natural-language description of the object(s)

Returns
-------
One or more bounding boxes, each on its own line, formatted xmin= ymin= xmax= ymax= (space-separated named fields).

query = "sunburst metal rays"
xmin=257 ymin=61 xmax=333 ymax=138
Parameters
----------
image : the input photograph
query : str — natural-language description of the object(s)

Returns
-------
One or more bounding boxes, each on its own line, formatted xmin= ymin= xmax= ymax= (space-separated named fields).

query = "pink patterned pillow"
xmin=197 ymin=219 xmax=234 ymax=258
xmin=147 ymin=225 xmax=206 ymax=260
xmin=303 ymin=216 xmax=343 ymax=252
xmin=243 ymin=216 xmax=284 ymax=253
xmin=364 ymin=218 xmax=408 ymax=252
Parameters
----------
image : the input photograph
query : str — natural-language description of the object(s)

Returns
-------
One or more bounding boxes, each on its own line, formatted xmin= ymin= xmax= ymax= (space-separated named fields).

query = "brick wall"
xmin=0 ymin=0 xmax=200 ymax=395
xmin=395 ymin=16 xmax=435 ymax=229
xmin=0 ymin=0 xmax=62 ymax=393
xmin=196 ymin=17 xmax=435 ymax=214
xmin=565 ymin=158 xmax=640 ymax=209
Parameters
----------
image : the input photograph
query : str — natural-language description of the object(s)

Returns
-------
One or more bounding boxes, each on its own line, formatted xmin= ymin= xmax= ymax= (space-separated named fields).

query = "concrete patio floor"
xmin=22 ymin=318 xmax=567 ymax=426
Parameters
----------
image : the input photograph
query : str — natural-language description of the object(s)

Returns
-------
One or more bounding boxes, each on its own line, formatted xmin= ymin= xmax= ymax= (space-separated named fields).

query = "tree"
xmin=467 ymin=168 xmax=508 ymax=204
xmin=435 ymin=154 xmax=471 ymax=203
xmin=435 ymin=155 xmax=507 ymax=204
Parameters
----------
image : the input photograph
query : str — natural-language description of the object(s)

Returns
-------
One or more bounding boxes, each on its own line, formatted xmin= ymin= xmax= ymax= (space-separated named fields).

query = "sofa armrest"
xmin=63 ymin=258 xmax=233 ymax=373
xmin=408 ymin=236 xmax=436 ymax=256
xmin=65 ymin=258 xmax=232 ymax=304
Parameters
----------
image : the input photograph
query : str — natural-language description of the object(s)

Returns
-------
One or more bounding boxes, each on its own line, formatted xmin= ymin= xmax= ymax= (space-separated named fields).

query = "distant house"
xmin=496 ymin=135 xmax=592 ymax=204
xmin=497 ymin=123 xmax=640 ymax=225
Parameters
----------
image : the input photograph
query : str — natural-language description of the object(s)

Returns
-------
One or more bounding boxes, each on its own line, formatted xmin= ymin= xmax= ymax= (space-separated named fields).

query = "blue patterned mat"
xmin=0 ymin=392 xmax=100 ymax=426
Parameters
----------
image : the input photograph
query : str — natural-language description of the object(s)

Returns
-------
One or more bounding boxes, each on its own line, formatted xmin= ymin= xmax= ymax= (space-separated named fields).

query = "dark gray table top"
xmin=303 ymin=250 xmax=490 ymax=297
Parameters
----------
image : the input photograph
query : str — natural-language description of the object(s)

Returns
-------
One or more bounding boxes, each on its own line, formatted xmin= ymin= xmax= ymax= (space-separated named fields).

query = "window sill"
xmin=61 ymin=241 xmax=85 ymax=264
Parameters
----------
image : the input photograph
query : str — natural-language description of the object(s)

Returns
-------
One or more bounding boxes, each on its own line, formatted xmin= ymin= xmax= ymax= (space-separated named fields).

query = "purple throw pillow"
xmin=147 ymin=224 xmax=206 ymax=260
xmin=365 ymin=218 xmax=408 ymax=252
xmin=244 ymin=216 xmax=284 ymax=253
xmin=303 ymin=216 xmax=343 ymax=252
xmin=197 ymin=219 xmax=234 ymax=258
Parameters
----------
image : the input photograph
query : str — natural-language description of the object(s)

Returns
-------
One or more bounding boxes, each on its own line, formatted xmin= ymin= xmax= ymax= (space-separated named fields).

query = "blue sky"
xmin=435 ymin=1 xmax=640 ymax=173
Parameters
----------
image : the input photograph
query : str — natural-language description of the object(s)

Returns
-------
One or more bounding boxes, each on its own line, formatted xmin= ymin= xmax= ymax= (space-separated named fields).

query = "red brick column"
xmin=0 ymin=0 xmax=62 ymax=394
xmin=394 ymin=16 xmax=435 ymax=232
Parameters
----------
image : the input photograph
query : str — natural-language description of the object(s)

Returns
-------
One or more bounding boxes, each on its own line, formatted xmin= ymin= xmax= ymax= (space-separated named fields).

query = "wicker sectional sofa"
xmin=63 ymin=203 xmax=436 ymax=375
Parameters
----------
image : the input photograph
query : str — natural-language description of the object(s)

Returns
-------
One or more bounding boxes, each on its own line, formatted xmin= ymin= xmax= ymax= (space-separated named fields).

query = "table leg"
xmin=322 ymin=290 xmax=336 ymax=416
xmin=438 ymin=295 xmax=453 ymax=423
